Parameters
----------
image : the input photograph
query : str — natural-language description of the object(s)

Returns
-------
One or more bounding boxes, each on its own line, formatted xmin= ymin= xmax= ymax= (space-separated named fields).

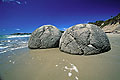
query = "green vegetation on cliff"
xmin=88 ymin=13 xmax=120 ymax=28
xmin=60 ymin=30 xmax=64 ymax=33
xmin=88 ymin=20 xmax=104 ymax=27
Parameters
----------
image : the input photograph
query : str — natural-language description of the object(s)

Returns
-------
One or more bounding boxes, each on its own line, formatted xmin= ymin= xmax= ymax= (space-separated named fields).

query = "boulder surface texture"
xmin=59 ymin=24 xmax=111 ymax=55
xmin=28 ymin=25 xmax=62 ymax=49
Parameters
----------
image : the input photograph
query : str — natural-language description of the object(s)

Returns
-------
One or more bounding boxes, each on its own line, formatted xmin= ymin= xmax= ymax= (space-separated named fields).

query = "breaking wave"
xmin=0 ymin=35 xmax=30 ymax=54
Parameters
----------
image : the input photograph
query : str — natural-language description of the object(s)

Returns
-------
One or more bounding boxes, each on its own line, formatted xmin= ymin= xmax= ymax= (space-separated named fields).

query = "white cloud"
xmin=87 ymin=21 xmax=90 ymax=23
xmin=16 ymin=1 xmax=21 ymax=4
xmin=16 ymin=29 xmax=20 ymax=30
xmin=63 ymin=28 xmax=67 ymax=31
xmin=2 ymin=0 xmax=15 ymax=2
xmin=83 ymin=21 xmax=90 ymax=24
xmin=24 ymin=1 xmax=27 ymax=4
xmin=2 ymin=0 xmax=27 ymax=5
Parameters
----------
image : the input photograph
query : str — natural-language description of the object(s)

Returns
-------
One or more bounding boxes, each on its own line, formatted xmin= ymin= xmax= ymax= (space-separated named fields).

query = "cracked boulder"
xmin=28 ymin=25 xmax=62 ymax=49
xmin=59 ymin=24 xmax=111 ymax=55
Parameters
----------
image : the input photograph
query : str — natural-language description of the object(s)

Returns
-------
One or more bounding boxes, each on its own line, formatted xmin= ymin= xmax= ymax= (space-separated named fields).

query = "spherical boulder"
xmin=28 ymin=25 xmax=62 ymax=49
xmin=59 ymin=24 xmax=111 ymax=55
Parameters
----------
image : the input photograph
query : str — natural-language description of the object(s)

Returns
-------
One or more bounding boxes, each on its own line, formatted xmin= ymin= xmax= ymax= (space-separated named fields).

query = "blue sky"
xmin=0 ymin=0 xmax=120 ymax=35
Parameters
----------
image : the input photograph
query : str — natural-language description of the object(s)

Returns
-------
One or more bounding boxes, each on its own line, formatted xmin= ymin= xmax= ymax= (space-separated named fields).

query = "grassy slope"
xmin=88 ymin=13 xmax=120 ymax=28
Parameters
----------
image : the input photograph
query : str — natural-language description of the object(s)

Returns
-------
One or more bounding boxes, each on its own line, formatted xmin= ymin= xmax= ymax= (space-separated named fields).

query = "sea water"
xmin=0 ymin=35 xmax=30 ymax=54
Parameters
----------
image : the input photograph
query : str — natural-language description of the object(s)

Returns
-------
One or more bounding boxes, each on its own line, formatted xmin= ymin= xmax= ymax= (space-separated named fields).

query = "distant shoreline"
xmin=10 ymin=32 xmax=120 ymax=35
xmin=10 ymin=33 xmax=31 ymax=35
xmin=10 ymin=31 xmax=64 ymax=35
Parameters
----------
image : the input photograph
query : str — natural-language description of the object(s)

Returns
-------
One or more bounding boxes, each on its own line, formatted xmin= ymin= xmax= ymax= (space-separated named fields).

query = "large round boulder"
xmin=28 ymin=25 xmax=62 ymax=49
xmin=59 ymin=24 xmax=111 ymax=55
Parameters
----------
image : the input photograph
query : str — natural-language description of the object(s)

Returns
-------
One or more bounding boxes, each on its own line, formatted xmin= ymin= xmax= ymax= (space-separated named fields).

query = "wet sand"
xmin=0 ymin=34 xmax=120 ymax=80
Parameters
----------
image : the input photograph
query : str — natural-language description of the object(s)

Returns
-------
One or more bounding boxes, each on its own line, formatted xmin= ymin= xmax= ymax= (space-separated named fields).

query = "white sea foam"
xmin=64 ymin=70 xmax=66 ymax=72
xmin=0 ymin=34 xmax=29 ymax=54
xmin=10 ymin=46 xmax=27 ymax=51
xmin=64 ymin=63 xmax=79 ymax=79
xmin=9 ymin=60 xmax=12 ymax=63
xmin=0 ymin=46 xmax=9 ymax=49
xmin=64 ymin=63 xmax=78 ymax=73
xmin=70 ymin=63 xmax=79 ymax=73
xmin=12 ymin=61 xmax=15 ymax=64
xmin=0 ymin=44 xmax=3 ymax=46
xmin=7 ymin=35 xmax=30 ymax=38
xmin=0 ymin=46 xmax=27 ymax=54
xmin=56 ymin=59 xmax=79 ymax=80
xmin=75 ymin=76 xmax=79 ymax=80
xmin=21 ymin=41 xmax=27 ymax=43
xmin=0 ymin=50 xmax=7 ymax=54
xmin=7 ymin=40 xmax=11 ymax=42
xmin=68 ymin=72 xmax=72 ymax=77
xmin=56 ymin=65 xmax=58 ymax=67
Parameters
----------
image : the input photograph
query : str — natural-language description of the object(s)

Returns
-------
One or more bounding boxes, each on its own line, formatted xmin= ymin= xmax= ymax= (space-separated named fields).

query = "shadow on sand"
xmin=0 ymin=76 xmax=2 ymax=80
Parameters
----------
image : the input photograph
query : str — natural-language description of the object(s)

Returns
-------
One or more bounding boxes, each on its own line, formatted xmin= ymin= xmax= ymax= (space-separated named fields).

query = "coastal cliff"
xmin=89 ymin=13 xmax=120 ymax=33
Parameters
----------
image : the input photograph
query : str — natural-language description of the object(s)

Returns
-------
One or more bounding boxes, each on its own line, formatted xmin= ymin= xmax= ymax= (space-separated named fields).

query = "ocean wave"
xmin=0 ymin=51 xmax=7 ymax=54
xmin=0 ymin=44 xmax=3 ymax=46
xmin=0 ymin=45 xmax=28 ymax=54
xmin=10 ymin=46 xmax=27 ymax=51
xmin=0 ymin=35 xmax=31 ymax=39
xmin=7 ymin=35 xmax=31 ymax=38
xmin=0 ymin=34 xmax=29 ymax=54
xmin=0 ymin=46 xmax=9 ymax=49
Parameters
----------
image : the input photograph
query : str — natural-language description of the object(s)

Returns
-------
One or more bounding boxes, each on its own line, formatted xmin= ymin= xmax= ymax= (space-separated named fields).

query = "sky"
xmin=0 ymin=0 xmax=120 ymax=35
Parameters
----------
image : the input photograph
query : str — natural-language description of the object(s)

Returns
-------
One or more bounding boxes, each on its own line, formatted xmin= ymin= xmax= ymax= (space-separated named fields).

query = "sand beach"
xmin=0 ymin=33 xmax=120 ymax=80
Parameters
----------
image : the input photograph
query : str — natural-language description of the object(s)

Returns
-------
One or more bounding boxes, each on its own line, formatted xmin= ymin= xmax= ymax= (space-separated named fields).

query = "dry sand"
xmin=0 ymin=33 xmax=120 ymax=80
